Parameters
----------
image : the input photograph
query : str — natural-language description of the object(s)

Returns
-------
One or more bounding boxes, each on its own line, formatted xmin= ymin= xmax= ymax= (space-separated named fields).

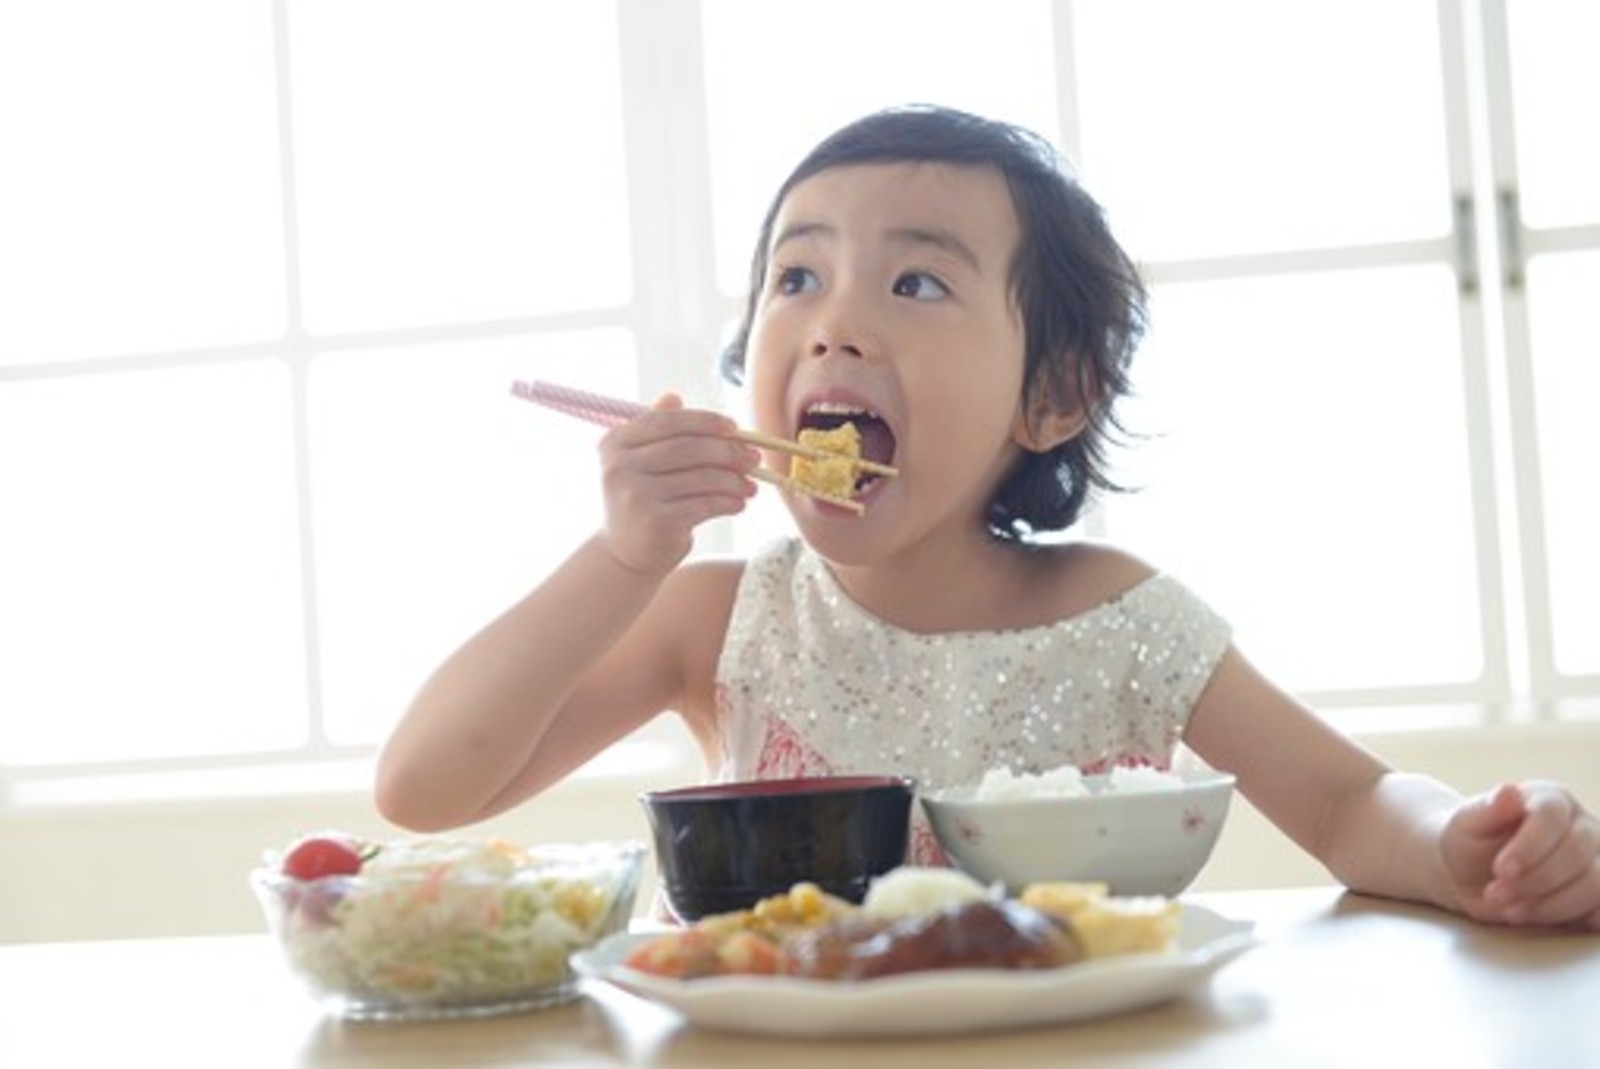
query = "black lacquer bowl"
xmin=640 ymin=775 xmax=915 ymax=922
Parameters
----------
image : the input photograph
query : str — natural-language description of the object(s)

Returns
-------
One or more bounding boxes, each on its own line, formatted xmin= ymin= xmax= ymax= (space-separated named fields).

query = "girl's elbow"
xmin=372 ymin=758 xmax=467 ymax=834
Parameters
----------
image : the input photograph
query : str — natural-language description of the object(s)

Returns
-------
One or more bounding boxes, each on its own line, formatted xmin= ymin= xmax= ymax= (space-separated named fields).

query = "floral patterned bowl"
xmin=921 ymin=769 xmax=1235 ymax=897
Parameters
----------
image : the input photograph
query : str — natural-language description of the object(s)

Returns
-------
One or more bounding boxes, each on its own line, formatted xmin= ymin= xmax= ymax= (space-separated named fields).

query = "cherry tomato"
xmin=281 ymin=834 xmax=366 ymax=881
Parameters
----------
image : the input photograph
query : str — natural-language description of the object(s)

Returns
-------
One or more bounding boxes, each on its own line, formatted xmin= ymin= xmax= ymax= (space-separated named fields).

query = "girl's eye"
xmin=773 ymin=265 xmax=820 ymax=296
xmin=892 ymin=271 xmax=949 ymax=301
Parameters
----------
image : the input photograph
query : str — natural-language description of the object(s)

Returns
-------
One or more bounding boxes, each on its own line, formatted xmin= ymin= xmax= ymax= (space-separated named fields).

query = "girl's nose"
xmin=807 ymin=297 xmax=872 ymax=359
xmin=808 ymin=332 xmax=865 ymax=359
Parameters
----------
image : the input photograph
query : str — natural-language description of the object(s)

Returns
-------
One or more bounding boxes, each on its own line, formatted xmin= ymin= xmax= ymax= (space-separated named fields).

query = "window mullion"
xmin=616 ymin=0 xmax=720 ymax=402
xmin=1438 ymin=0 xmax=1518 ymax=717
xmin=615 ymin=0 xmax=736 ymax=556
xmin=1474 ymin=0 xmax=1559 ymax=713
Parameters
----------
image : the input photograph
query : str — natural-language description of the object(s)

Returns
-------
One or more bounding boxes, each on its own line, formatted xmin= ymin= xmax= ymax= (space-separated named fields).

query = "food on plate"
xmin=1020 ymin=881 xmax=1181 ymax=958
xmin=784 ymin=898 xmax=1082 ymax=980
xmin=255 ymin=834 xmax=642 ymax=1014
xmin=621 ymin=867 xmax=1179 ymax=982
xmin=627 ymin=882 xmax=858 ymax=977
xmin=622 ymin=927 xmax=784 ymax=979
xmin=861 ymin=865 xmax=990 ymax=919
xmin=695 ymin=879 xmax=860 ymax=940
xmin=790 ymin=422 xmax=862 ymax=500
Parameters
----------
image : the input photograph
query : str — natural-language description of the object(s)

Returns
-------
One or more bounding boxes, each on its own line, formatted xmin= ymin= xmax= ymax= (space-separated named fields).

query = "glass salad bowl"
xmin=251 ymin=833 xmax=645 ymax=1020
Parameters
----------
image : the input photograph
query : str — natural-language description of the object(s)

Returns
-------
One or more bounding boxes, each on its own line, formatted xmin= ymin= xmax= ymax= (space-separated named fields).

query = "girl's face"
xmin=746 ymin=162 xmax=1029 ymax=560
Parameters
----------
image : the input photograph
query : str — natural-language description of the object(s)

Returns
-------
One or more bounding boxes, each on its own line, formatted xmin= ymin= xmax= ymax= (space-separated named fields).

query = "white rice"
xmin=972 ymin=763 xmax=1183 ymax=800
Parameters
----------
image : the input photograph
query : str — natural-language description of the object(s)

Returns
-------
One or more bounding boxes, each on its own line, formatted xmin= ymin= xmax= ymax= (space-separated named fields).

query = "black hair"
xmin=719 ymin=104 xmax=1146 ymax=540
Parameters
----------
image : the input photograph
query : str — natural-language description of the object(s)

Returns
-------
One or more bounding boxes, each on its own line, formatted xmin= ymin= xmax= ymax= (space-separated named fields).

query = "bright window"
xmin=287 ymin=0 xmax=632 ymax=332
xmin=309 ymin=333 xmax=638 ymax=745
xmin=1 ymin=0 xmax=1596 ymax=801
xmin=0 ymin=362 xmax=307 ymax=763
xmin=1072 ymin=0 xmax=1451 ymax=258
xmin=0 ymin=0 xmax=285 ymax=361
xmin=700 ymin=0 xmax=1060 ymax=295
xmin=1109 ymin=267 xmax=1481 ymax=693
xmin=1505 ymin=0 xmax=1600 ymax=227
xmin=1527 ymin=251 xmax=1600 ymax=677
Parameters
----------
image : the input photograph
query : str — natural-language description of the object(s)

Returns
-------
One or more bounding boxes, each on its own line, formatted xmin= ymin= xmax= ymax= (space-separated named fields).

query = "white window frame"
xmin=2 ymin=0 xmax=1596 ymax=812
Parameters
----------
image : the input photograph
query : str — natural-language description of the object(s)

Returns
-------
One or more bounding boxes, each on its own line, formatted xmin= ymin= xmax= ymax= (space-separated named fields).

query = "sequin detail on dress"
xmin=713 ymin=539 xmax=1232 ymax=864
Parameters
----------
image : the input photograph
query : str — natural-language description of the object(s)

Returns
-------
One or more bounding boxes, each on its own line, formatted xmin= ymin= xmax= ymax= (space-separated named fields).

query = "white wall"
xmin=0 ymin=763 xmax=687 ymax=945
xmin=3 ymin=723 xmax=1596 ymax=944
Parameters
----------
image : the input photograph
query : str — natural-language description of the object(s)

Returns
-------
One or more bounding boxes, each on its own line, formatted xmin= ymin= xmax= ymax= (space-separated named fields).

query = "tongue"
xmin=856 ymin=419 xmax=897 ymax=467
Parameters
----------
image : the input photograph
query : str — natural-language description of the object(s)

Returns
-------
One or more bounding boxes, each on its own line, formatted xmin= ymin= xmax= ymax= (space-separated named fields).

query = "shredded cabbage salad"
xmin=274 ymin=838 xmax=634 ymax=1008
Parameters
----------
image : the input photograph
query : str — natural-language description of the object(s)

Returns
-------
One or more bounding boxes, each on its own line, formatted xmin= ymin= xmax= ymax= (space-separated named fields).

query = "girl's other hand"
xmin=1442 ymin=780 xmax=1600 ymax=930
xmin=596 ymin=393 xmax=759 ymax=575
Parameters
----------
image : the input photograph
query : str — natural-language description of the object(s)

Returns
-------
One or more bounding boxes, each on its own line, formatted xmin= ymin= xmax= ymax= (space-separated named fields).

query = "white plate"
xmin=571 ymin=903 xmax=1256 ymax=1037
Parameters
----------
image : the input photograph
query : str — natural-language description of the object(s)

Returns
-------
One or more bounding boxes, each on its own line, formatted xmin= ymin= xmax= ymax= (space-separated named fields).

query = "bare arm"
xmin=1184 ymin=648 xmax=1456 ymax=907
xmin=374 ymin=396 xmax=759 ymax=831
xmin=1187 ymin=648 xmax=1600 ymax=928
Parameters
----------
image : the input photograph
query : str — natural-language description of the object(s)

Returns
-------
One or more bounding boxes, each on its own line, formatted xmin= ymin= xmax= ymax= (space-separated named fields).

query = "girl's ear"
xmin=1011 ymin=370 xmax=1091 ymax=453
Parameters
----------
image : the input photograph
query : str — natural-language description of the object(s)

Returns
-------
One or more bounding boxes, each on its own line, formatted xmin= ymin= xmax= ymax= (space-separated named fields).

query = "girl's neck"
xmin=820 ymin=533 xmax=1074 ymax=634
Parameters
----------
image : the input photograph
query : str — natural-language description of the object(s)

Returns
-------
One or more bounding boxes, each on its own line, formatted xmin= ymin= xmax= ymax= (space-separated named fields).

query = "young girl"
xmin=377 ymin=105 xmax=1600 ymax=930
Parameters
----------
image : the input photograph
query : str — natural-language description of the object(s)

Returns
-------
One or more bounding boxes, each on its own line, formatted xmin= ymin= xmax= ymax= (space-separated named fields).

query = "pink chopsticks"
xmin=509 ymin=379 xmax=647 ymax=430
xmin=508 ymin=379 xmax=877 ymax=513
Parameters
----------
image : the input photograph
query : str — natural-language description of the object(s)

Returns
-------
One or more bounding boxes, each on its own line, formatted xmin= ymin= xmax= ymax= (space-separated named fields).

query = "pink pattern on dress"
xmin=909 ymin=819 xmax=951 ymax=867
xmin=1079 ymin=753 xmax=1163 ymax=775
xmin=750 ymin=716 xmax=948 ymax=868
xmin=753 ymin=716 xmax=836 ymax=780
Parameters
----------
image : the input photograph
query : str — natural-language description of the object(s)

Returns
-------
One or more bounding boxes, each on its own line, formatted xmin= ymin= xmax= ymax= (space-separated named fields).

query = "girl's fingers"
xmin=589 ymin=399 xmax=761 ymax=574
xmin=1452 ymin=783 xmax=1525 ymax=845
xmin=599 ymin=479 xmax=751 ymax=575
xmin=613 ymin=467 xmax=757 ymax=508
xmin=603 ymin=418 xmax=757 ymax=477
xmin=610 ymin=399 xmax=738 ymax=445
xmin=1492 ymin=783 xmax=1577 ymax=882
xmin=1483 ymin=787 xmax=1600 ymax=928
xmin=1494 ymin=859 xmax=1600 ymax=928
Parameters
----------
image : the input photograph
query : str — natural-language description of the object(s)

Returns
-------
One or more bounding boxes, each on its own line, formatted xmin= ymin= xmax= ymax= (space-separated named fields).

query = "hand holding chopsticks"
xmin=509 ymin=379 xmax=896 ymax=512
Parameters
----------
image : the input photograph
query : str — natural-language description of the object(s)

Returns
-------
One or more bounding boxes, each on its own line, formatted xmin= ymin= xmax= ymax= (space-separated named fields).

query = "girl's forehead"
xmin=771 ymin=162 xmax=1020 ymax=262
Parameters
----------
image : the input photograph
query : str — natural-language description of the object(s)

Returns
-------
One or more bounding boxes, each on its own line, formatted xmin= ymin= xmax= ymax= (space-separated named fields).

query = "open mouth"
xmin=798 ymin=401 xmax=898 ymax=495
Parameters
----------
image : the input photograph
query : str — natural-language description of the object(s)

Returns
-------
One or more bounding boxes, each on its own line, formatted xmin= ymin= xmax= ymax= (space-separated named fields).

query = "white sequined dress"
xmin=713 ymin=538 xmax=1233 ymax=864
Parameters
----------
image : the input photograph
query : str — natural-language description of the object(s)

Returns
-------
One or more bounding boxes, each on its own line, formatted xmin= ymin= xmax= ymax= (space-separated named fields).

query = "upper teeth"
xmin=806 ymin=401 xmax=877 ymax=418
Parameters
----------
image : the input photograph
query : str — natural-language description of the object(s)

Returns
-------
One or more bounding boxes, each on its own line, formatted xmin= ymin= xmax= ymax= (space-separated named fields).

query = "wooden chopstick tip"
xmin=747 ymin=466 xmax=867 ymax=514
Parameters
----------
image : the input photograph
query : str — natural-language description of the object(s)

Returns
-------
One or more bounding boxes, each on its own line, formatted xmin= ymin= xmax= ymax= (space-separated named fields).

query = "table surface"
xmin=3 ymin=887 xmax=1596 ymax=1069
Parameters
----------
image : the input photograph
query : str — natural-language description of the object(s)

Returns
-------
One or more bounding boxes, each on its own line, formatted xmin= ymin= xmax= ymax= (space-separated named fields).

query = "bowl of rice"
xmin=920 ymin=765 xmax=1235 ymax=897
xmin=251 ymin=833 xmax=645 ymax=1020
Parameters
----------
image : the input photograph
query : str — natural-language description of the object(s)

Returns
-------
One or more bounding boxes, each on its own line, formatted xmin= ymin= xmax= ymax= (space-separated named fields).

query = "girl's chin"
xmin=789 ymin=483 xmax=888 ymax=522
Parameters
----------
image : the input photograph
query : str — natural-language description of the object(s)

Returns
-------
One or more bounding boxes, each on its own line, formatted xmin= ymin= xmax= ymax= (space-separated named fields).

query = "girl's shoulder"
xmin=1025 ymin=540 xmax=1160 ymax=623
xmin=658 ymin=555 xmax=748 ymax=617
xmin=656 ymin=539 xmax=807 ymax=632
xmin=644 ymin=557 xmax=750 ymax=737
xmin=1054 ymin=539 xmax=1158 ymax=587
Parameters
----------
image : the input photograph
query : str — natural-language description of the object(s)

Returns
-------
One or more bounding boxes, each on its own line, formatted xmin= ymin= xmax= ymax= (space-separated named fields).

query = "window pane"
xmin=701 ymin=0 xmax=1059 ymax=295
xmin=1505 ymin=2 xmax=1600 ymax=227
xmin=0 ymin=363 xmax=308 ymax=764
xmin=1101 ymin=267 xmax=1482 ymax=693
xmin=1526 ymin=252 xmax=1600 ymax=675
xmin=1072 ymin=0 xmax=1451 ymax=260
xmin=0 ymin=1 xmax=285 ymax=363
xmin=309 ymin=331 xmax=638 ymax=745
xmin=289 ymin=0 xmax=630 ymax=334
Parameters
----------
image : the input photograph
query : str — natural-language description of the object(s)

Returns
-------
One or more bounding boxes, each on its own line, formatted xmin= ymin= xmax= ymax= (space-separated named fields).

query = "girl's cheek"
xmin=743 ymin=348 xmax=789 ymax=432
